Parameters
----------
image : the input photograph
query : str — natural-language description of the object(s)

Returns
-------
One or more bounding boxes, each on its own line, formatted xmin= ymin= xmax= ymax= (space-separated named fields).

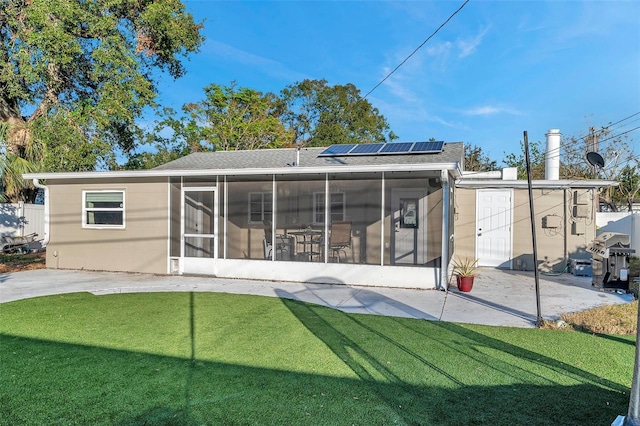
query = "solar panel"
xmin=349 ymin=143 xmax=384 ymax=154
xmin=318 ymin=141 xmax=444 ymax=157
xmin=379 ymin=142 xmax=414 ymax=153
xmin=318 ymin=144 xmax=356 ymax=156
xmin=410 ymin=141 xmax=444 ymax=153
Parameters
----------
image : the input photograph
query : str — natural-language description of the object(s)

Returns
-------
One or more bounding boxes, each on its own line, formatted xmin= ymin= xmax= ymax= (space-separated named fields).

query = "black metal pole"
xmin=524 ymin=131 xmax=543 ymax=325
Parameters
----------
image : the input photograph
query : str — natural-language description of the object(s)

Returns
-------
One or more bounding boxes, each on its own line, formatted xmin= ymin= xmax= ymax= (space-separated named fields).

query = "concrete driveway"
xmin=0 ymin=267 xmax=633 ymax=328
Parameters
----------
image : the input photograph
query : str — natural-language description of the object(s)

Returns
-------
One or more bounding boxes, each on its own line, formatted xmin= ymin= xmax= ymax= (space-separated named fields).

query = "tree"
xmin=0 ymin=0 xmax=203 ymax=200
xmin=279 ymin=79 xmax=395 ymax=147
xmin=616 ymin=163 xmax=640 ymax=212
xmin=152 ymin=82 xmax=291 ymax=155
xmin=120 ymin=142 xmax=191 ymax=170
xmin=562 ymin=127 xmax=638 ymax=210
xmin=464 ymin=144 xmax=497 ymax=172
xmin=502 ymin=139 xmax=546 ymax=180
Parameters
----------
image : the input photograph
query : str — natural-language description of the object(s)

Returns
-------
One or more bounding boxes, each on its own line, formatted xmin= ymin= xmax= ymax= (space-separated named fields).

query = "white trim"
xmin=213 ymin=187 xmax=219 ymax=272
xmin=166 ymin=179 xmax=171 ymax=274
xmin=380 ymin=172 xmax=385 ymax=266
xmin=457 ymin=179 xmax=618 ymax=189
xmin=223 ymin=176 xmax=228 ymax=260
xmin=214 ymin=259 xmax=440 ymax=289
xmin=312 ymin=190 xmax=346 ymax=224
xmin=270 ymin=177 xmax=277 ymax=262
xmin=248 ymin=191 xmax=273 ymax=224
xmin=324 ymin=176 xmax=329 ymax=263
xmin=81 ymin=190 xmax=125 ymax=229
xmin=475 ymin=188 xmax=513 ymax=268
xmin=31 ymin=179 xmax=50 ymax=246
xmin=24 ymin=162 xmax=462 ymax=180
xmin=440 ymin=170 xmax=450 ymax=290
xmin=181 ymin=187 xmax=218 ymax=275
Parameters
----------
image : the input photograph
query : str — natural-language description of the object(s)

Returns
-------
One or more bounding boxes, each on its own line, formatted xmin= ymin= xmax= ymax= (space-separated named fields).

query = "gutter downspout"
xmin=32 ymin=179 xmax=49 ymax=247
xmin=440 ymin=170 xmax=450 ymax=291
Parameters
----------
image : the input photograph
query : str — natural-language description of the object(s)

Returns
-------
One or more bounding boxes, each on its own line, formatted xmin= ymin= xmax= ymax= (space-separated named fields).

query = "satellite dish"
xmin=586 ymin=151 xmax=605 ymax=169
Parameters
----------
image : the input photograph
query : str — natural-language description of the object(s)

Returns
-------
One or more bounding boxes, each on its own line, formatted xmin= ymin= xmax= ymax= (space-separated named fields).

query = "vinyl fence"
xmin=0 ymin=203 xmax=45 ymax=239
xmin=597 ymin=211 xmax=640 ymax=256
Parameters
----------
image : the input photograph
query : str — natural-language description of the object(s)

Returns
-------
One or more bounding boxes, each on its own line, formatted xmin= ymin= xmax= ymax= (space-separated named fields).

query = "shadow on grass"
xmin=1 ymin=290 xmax=634 ymax=425
xmin=598 ymin=333 xmax=637 ymax=347
xmin=0 ymin=332 xmax=628 ymax=426
xmin=277 ymin=297 xmax=631 ymax=425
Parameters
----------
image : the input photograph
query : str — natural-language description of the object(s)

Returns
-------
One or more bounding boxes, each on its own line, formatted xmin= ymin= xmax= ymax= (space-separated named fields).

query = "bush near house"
xmin=0 ymin=252 xmax=46 ymax=273
xmin=631 ymin=256 xmax=640 ymax=279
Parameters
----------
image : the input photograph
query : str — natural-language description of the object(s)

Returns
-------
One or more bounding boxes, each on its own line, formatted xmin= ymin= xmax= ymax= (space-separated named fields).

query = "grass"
xmin=541 ymin=300 xmax=638 ymax=335
xmin=0 ymin=291 xmax=636 ymax=425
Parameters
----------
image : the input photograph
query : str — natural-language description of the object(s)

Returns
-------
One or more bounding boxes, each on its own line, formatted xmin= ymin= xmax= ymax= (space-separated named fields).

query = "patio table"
xmin=288 ymin=229 xmax=323 ymax=261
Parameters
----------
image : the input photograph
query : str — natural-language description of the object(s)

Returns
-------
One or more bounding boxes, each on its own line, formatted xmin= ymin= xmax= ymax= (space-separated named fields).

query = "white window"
xmin=248 ymin=192 xmax=272 ymax=223
xmin=83 ymin=190 xmax=125 ymax=229
xmin=313 ymin=192 xmax=345 ymax=224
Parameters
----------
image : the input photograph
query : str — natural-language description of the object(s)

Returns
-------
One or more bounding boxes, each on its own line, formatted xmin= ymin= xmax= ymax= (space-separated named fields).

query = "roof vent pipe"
xmin=545 ymin=129 xmax=561 ymax=180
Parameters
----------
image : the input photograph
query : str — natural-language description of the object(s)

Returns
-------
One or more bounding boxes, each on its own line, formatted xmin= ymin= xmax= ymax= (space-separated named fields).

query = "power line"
xmin=363 ymin=0 xmax=471 ymax=99
xmin=602 ymin=111 xmax=640 ymax=131
xmin=598 ymin=125 xmax=640 ymax=144
xmin=538 ymin=113 xmax=640 ymax=162
xmin=460 ymin=113 xmax=640 ymax=178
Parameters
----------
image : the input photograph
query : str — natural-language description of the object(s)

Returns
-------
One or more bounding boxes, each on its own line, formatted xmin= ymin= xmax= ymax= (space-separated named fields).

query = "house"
xmin=24 ymin=142 xmax=463 ymax=290
xmin=454 ymin=130 xmax=618 ymax=274
xmin=454 ymin=172 xmax=616 ymax=273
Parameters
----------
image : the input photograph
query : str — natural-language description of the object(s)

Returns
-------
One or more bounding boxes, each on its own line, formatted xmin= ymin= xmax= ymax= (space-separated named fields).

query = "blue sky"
xmin=152 ymin=0 xmax=640 ymax=161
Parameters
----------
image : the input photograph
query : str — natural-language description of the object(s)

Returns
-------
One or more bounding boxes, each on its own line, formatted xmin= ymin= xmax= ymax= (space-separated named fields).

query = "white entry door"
xmin=392 ymin=189 xmax=428 ymax=265
xmin=476 ymin=189 xmax=512 ymax=268
xmin=181 ymin=188 xmax=218 ymax=274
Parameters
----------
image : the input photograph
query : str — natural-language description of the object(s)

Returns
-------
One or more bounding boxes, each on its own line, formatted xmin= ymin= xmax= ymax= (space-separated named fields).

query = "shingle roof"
xmin=153 ymin=143 xmax=464 ymax=171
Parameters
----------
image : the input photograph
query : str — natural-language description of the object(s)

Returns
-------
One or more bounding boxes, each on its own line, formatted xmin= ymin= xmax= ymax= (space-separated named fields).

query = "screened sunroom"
xmin=25 ymin=143 xmax=462 ymax=290
xmin=163 ymin=144 xmax=463 ymax=289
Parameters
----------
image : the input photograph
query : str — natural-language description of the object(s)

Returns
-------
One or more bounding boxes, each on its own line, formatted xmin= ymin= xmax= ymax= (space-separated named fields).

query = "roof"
xmin=25 ymin=143 xmax=464 ymax=181
xmin=154 ymin=144 xmax=463 ymax=170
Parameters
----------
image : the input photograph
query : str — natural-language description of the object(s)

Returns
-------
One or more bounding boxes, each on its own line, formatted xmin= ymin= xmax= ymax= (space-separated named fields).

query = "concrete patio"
xmin=0 ymin=267 xmax=634 ymax=328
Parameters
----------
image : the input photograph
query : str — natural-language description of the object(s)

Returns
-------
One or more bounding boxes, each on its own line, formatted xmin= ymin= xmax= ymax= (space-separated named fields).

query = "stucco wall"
xmin=454 ymin=187 xmax=597 ymax=272
xmin=46 ymin=178 xmax=170 ymax=274
xmin=512 ymin=188 xmax=596 ymax=271
xmin=452 ymin=189 xmax=476 ymax=260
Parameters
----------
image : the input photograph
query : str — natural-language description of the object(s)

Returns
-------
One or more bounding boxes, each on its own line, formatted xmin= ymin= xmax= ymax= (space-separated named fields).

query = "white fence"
xmin=0 ymin=203 xmax=45 ymax=239
xmin=597 ymin=212 xmax=640 ymax=256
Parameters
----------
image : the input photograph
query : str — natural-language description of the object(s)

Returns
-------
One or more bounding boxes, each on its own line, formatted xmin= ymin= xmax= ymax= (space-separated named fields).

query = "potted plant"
xmin=452 ymin=256 xmax=479 ymax=292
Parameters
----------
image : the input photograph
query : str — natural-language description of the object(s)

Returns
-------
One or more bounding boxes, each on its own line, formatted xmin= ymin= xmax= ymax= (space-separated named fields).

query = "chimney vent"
xmin=545 ymin=129 xmax=561 ymax=180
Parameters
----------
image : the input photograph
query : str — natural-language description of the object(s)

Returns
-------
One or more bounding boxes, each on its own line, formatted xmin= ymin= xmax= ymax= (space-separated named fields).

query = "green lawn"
xmin=0 ymin=291 xmax=635 ymax=425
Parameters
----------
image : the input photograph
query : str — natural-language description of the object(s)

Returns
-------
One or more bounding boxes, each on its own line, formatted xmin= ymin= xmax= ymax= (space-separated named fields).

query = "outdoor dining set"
xmin=263 ymin=220 xmax=352 ymax=263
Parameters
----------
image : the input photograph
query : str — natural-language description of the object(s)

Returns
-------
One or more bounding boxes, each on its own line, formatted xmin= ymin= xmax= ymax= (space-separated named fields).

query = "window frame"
xmin=313 ymin=191 xmax=346 ymax=224
xmin=82 ymin=190 xmax=126 ymax=229
xmin=247 ymin=192 xmax=273 ymax=224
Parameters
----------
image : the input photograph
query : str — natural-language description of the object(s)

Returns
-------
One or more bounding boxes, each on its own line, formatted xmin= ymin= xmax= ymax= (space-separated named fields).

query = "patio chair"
xmin=263 ymin=220 xmax=289 ymax=260
xmin=329 ymin=221 xmax=352 ymax=263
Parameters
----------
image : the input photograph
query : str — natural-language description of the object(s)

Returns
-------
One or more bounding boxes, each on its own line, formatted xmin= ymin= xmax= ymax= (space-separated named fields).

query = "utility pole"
xmin=591 ymin=127 xmax=599 ymax=178
xmin=524 ymin=131 xmax=543 ymax=326
xmin=591 ymin=127 xmax=601 ymax=212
